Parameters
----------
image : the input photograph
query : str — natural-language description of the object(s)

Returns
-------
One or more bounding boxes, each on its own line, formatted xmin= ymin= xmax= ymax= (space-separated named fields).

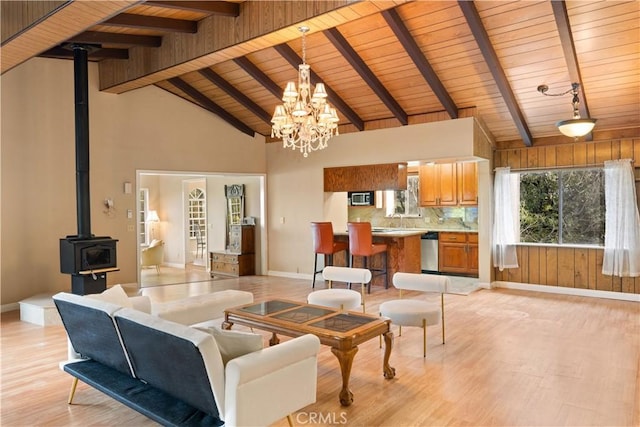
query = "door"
xmin=186 ymin=182 xmax=207 ymax=265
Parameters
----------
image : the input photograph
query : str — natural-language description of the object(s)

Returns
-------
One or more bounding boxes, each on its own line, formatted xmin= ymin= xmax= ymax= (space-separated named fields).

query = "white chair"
xmin=307 ymin=266 xmax=371 ymax=312
xmin=379 ymin=272 xmax=449 ymax=357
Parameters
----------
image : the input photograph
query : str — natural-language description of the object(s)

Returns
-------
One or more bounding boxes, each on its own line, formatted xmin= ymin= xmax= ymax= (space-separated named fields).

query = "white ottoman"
xmin=308 ymin=289 xmax=362 ymax=312
xmin=379 ymin=299 xmax=440 ymax=357
xmin=152 ymin=290 xmax=253 ymax=325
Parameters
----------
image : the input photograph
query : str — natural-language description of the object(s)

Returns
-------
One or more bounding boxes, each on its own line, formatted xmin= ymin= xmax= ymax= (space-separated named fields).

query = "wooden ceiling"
xmin=2 ymin=1 xmax=639 ymax=148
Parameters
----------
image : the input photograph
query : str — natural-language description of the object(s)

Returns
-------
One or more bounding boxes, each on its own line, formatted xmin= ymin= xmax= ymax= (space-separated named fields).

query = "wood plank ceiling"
xmin=2 ymin=0 xmax=638 ymax=148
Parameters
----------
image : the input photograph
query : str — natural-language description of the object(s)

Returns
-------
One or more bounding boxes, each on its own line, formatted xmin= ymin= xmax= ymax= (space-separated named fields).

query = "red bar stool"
xmin=347 ymin=222 xmax=388 ymax=292
xmin=311 ymin=222 xmax=349 ymax=288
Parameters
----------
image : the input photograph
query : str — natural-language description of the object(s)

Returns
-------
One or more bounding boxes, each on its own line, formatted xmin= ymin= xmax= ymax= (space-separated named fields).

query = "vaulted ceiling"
xmin=2 ymin=0 xmax=638 ymax=148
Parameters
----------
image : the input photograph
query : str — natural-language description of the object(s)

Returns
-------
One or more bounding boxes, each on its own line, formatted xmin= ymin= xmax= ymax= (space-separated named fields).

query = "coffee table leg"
xmin=330 ymin=346 xmax=358 ymax=406
xmin=222 ymin=320 xmax=233 ymax=330
xmin=269 ymin=332 xmax=280 ymax=346
xmin=382 ymin=331 xmax=396 ymax=379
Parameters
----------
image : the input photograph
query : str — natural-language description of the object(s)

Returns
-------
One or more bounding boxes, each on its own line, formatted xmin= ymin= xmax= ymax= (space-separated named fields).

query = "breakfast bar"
xmin=333 ymin=229 xmax=423 ymax=289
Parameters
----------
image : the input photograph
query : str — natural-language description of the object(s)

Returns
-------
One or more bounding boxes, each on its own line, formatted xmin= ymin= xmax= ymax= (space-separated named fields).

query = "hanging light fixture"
xmin=537 ymin=82 xmax=596 ymax=138
xmin=271 ymin=26 xmax=339 ymax=157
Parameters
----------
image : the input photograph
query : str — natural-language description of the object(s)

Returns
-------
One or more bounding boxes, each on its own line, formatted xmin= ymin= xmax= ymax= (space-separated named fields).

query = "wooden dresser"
xmin=209 ymin=225 xmax=255 ymax=278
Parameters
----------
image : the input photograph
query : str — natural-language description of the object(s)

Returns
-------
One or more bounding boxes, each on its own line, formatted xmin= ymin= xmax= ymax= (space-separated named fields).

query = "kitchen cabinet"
xmin=457 ymin=162 xmax=478 ymax=205
xmin=210 ymin=225 xmax=255 ymax=278
xmin=419 ymin=162 xmax=478 ymax=207
xmin=324 ymin=163 xmax=407 ymax=192
xmin=419 ymin=163 xmax=457 ymax=206
xmin=439 ymin=232 xmax=478 ymax=276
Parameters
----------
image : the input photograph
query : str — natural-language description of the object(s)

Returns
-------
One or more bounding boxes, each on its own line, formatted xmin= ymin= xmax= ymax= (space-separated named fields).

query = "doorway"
xmin=137 ymin=171 xmax=266 ymax=287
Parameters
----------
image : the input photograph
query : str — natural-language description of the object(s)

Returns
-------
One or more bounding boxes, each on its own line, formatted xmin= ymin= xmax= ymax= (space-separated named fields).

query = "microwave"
xmin=348 ymin=191 xmax=375 ymax=206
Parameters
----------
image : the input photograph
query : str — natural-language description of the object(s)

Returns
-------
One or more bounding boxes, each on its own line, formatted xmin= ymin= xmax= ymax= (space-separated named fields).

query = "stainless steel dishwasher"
xmin=420 ymin=232 xmax=439 ymax=273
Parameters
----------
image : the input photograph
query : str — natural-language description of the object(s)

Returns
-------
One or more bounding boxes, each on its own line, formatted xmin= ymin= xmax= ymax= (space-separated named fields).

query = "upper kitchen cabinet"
xmin=419 ymin=163 xmax=457 ymax=207
xmin=457 ymin=162 xmax=478 ymax=206
xmin=324 ymin=163 xmax=407 ymax=192
xmin=419 ymin=162 xmax=478 ymax=207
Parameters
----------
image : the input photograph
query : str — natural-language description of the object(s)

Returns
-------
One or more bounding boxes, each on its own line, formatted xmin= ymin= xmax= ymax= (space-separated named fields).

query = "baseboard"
xmin=1 ymin=302 xmax=19 ymax=313
xmin=493 ymin=281 xmax=640 ymax=302
xmin=267 ymin=270 xmax=313 ymax=280
xmin=164 ymin=262 xmax=184 ymax=269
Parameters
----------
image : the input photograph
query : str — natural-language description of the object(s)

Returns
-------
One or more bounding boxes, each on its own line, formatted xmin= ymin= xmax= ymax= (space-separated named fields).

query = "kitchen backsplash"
xmin=347 ymin=206 xmax=478 ymax=231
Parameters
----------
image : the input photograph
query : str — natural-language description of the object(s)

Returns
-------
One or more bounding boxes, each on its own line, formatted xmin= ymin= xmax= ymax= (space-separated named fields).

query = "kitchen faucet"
xmin=391 ymin=213 xmax=404 ymax=228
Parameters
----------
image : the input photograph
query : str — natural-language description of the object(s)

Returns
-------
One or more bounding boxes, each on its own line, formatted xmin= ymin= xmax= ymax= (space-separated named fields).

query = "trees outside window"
xmin=519 ymin=168 xmax=604 ymax=245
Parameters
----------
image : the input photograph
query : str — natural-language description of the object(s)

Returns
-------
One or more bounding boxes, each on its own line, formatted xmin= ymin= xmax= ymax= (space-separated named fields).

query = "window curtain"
xmin=493 ymin=167 xmax=519 ymax=271
xmin=602 ymin=159 xmax=640 ymax=277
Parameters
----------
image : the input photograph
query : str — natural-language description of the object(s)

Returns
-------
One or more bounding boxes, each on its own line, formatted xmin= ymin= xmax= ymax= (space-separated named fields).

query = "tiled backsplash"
xmin=347 ymin=206 xmax=478 ymax=231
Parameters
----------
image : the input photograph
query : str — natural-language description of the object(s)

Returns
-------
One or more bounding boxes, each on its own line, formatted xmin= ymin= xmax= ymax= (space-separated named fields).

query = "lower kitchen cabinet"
xmin=439 ymin=232 xmax=478 ymax=276
xmin=209 ymin=252 xmax=255 ymax=277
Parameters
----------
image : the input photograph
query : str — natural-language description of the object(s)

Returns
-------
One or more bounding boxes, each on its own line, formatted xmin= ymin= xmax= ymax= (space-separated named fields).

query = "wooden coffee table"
xmin=223 ymin=299 xmax=395 ymax=406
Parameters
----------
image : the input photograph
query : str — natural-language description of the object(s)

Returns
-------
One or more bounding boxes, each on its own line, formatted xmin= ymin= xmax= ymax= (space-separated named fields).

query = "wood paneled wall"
xmin=494 ymin=138 xmax=640 ymax=294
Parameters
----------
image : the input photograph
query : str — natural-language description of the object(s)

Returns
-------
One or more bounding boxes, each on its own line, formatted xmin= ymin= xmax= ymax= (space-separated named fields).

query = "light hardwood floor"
xmin=1 ymin=276 xmax=638 ymax=426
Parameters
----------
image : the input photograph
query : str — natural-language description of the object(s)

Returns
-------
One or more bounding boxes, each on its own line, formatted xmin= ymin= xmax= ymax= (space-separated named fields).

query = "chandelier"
xmin=271 ymin=26 xmax=339 ymax=157
xmin=537 ymin=82 xmax=597 ymax=138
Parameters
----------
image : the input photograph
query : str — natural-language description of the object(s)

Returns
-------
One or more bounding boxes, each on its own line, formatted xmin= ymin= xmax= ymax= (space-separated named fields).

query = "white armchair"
xmin=141 ymin=239 xmax=164 ymax=274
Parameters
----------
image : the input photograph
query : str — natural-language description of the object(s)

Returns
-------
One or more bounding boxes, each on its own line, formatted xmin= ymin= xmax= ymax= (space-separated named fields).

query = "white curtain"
xmin=493 ymin=167 xmax=519 ymax=271
xmin=603 ymin=159 xmax=640 ymax=277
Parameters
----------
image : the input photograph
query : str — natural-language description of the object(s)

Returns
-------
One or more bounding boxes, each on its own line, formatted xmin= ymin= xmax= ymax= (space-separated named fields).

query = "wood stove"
xmin=60 ymin=236 xmax=118 ymax=294
xmin=59 ymin=44 xmax=118 ymax=295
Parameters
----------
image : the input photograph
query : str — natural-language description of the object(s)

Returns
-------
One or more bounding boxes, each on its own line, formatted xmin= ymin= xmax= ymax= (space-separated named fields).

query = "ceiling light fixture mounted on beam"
xmin=271 ymin=26 xmax=339 ymax=157
xmin=537 ymin=82 xmax=596 ymax=138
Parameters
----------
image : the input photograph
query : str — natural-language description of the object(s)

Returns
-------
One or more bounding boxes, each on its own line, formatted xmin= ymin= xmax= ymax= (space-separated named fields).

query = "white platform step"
xmin=19 ymin=294 xmax=61 ymax=326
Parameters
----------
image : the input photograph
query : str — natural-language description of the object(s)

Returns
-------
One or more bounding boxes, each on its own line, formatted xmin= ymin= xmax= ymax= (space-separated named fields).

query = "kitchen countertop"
xmin=335 ymin=228 xmax=478 ymax=238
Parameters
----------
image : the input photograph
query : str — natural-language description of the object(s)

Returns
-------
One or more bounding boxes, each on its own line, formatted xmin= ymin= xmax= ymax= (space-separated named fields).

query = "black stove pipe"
xmin=73 ymin=45 xmax=92 ymax=239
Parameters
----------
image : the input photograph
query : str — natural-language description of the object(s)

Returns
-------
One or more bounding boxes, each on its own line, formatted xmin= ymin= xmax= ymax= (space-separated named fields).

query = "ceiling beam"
xmin=324 ymin=27 xmax=408 ymax=126
xmin=167 ymin=77 xmax=255 ymax=136
xmin=551 ymin=0 xmax=593 ymax=141
xmin=199 ymin=67 xmax=272 ymax=124
xmin=39 ymin=46 xmax=129 ymax=60
xmin=144 ymin=1 xmax=239 ymax=16
xmin=274 ymin=43 xmax=365 ymax=131
xmin=68 ymin=31 xmax=162 ymax=47
xmin=233 ymin=56 xmax=282 ymax=100
xmin=1 ymin=0 xmax=139 ymax=75
xmin=458 ymin=1 xmax=533 ymax=146
xmin=104 ymin=13 xmax=197 ymax=33
xmin=382 ymin=8 xmax=458 ymax=120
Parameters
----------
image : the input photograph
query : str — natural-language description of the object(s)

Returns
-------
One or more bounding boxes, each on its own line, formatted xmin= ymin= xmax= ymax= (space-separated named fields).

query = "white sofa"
xmin=85 ymin=285 xmax=253 ymax=324
xmin=54 ymin=291 xmax=321 ymax=427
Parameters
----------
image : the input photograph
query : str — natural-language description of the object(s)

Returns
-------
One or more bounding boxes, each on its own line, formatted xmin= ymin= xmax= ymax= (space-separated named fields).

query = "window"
xmin=518 ymin=168 xmax=605 ymax=245
xmin=385 ymin=175 xmax=420 ymax=217
xmin=139 ymin=188 xmax=150 ymax=244
xmin=188 ymin=188 xmax=206 ymax=238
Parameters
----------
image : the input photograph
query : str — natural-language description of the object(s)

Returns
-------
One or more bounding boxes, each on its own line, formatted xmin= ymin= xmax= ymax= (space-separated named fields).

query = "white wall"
xmin=265 ymin=118 xmax=493 ymax=283
xmin=1 ymin=58 xmax=266 ymax=305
